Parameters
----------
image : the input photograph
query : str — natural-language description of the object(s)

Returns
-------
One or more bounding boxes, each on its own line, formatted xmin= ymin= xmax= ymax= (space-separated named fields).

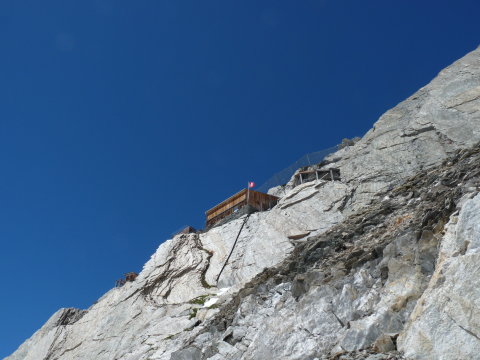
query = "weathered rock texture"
xmin=6 ymin=46 xmax=480 ymax=360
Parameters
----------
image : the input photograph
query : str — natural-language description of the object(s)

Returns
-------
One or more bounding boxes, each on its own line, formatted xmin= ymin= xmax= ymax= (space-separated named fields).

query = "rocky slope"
xmin=6 ymin=46 xmax=480 ymax=360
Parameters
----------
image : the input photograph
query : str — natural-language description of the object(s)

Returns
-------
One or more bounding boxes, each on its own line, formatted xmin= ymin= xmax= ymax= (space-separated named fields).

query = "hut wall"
xmin=206 ymin=189 xmax=279 ymax=228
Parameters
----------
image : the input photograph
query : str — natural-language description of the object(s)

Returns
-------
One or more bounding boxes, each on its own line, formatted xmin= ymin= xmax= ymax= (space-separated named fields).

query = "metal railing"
xmin=256 ymin=145 xmax=340 ymax=193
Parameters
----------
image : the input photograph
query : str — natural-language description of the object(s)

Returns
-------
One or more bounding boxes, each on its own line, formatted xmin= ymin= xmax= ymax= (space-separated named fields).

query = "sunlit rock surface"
xmin=6 ymin=46 xmax=480 ymax=360
xmin=398 ymin=193 xmax=480 ymax=359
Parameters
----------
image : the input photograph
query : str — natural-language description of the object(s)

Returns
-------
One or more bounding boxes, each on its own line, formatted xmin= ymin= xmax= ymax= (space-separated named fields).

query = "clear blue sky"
xmin=1 ymin=0 xmax=479 ymax=357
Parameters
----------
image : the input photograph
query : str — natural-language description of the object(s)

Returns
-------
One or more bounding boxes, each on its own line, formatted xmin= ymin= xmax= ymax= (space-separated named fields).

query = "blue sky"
xmin=1 ymin=0 xmax=479 ymax=357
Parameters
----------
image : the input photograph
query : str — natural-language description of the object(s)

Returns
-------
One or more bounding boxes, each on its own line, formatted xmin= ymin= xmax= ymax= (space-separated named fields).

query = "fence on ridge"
xmin=256 ymin=145 xmax=340 ymax=193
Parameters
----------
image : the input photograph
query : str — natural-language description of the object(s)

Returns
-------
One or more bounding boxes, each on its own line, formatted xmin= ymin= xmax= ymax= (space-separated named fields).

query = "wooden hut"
xmin=115 ymin=272 xmax=138 ymax=288
xmin=205 ymin=189 xmax=279 ymax=228
xmin=125 ymin=272 xmax=138 ymax=282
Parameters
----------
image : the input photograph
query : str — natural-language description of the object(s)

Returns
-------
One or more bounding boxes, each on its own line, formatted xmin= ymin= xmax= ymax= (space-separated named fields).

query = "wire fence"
xmin=256 ymin=145 xmax=340 ymax=193
xmin=170 ymin=144 xmax=344 ymax=234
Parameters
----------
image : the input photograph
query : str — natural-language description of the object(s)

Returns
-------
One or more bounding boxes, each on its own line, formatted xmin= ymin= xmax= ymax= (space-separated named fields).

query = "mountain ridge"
xmin=6 ymin=46 xmax=480 ymax=360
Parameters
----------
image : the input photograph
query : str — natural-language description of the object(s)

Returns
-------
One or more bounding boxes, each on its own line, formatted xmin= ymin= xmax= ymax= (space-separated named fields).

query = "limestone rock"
xmin=398 ymin=193 xmax=480 ymax=359
xmin=372 ymin=334 xmax=396 ymax=353
xmin=176 ymin=139 xmax=480 ymax=359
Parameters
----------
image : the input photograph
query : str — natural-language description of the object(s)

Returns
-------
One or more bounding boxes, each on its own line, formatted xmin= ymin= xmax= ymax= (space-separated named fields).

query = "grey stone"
xmin=372 ymin=334 xmax=395 ymax=352
xmin=170 ymin=347 xmax=202 ymax=360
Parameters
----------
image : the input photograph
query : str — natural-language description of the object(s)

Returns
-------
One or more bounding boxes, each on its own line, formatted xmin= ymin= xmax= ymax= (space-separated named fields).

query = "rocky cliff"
xmin=6 ymin=46 xmax=480 ymax=360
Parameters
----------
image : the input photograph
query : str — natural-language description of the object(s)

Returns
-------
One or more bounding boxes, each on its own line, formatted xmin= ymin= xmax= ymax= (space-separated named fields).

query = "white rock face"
xmin=202 ymin=180 xmax=349 ymax=290
xmin=398 ymin=193 xmax=480 ymax=359
xmin=189 ymin=215 xmax=432 ymax=359
xmin=6 ymin=46 xmax=480 ymax=360
xmin=5 ymin=179 xmax=351 ymax=360
xmin=318 ymin=46 xmax=480 ymax=214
